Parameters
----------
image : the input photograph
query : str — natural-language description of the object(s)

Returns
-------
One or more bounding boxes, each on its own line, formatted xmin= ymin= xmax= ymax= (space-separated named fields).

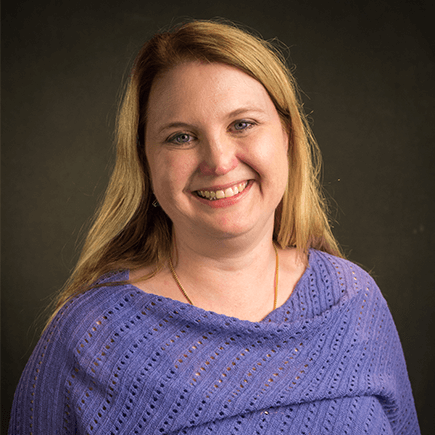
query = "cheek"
xmin=246 ymin=132 xmax=289 ymax=181
xmin=149 ymin=152 xmax=195 ymax=199
xmin=147 ymin=150 xmax=169 ymax=196
xmin=263 ymin=133 xmax=289 ymax=196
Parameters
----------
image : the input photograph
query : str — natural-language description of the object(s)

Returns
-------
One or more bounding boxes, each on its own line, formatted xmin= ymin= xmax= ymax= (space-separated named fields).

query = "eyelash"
xmin=166 ymin=120 xmax=256 ymax=145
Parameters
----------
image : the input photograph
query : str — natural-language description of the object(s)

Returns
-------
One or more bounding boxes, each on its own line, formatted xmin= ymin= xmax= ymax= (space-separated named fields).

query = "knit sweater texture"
xmin=9 ymin=250 xmax=420 ymax=434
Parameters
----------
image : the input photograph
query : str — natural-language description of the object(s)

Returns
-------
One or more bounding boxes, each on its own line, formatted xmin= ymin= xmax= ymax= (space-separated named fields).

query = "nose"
xmin=198 ymin=135 xmax=238 ymax=176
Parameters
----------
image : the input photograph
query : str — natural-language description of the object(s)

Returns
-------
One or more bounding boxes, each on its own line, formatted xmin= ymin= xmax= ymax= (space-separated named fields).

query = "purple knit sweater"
xmin=9 ymin=250 xmax=420 ymax=434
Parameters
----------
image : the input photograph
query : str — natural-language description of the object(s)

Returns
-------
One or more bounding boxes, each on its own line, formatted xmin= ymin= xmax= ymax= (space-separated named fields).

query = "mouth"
xmin=195 ymin=181 xmax=249 ymax=201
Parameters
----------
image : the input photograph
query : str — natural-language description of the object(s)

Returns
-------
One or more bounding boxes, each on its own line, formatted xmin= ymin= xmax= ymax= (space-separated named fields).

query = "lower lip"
xmin=193 ymin=181 xmax=253 ymax=208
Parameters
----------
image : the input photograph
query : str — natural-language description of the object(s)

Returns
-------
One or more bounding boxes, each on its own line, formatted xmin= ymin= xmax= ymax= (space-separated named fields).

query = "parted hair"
xmin=49 ymin=19 xmax=342 ymax=322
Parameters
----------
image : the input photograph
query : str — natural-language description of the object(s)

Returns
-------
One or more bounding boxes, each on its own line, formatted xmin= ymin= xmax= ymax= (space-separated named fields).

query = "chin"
xmin=197 ymin=215 xmax=270 ymax=240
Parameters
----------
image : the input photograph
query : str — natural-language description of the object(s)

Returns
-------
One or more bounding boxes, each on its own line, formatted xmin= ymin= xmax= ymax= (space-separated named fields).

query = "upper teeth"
xmin=197 ymin=182 xmax=248 ymax=200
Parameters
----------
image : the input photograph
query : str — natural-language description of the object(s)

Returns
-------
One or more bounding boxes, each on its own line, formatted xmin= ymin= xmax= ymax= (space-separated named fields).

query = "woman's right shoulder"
xmin=46 ymin=270 xmax=150 ymax=343
xmin=9 ymin=270 xmax=155 ymax=433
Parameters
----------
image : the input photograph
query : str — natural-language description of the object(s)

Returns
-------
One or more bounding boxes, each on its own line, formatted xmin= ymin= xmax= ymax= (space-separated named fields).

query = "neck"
xmin=170 ymin=228 xmax=279 ymax=320
xmin=173 ymin=222 xmax=276 ymax=270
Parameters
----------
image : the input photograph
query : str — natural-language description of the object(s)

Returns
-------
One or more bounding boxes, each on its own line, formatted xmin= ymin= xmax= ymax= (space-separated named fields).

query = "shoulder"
xmin=9 ymin=271 xmax=168 ymax=432
xmin=304 ymin=250 xmax=401 ymax=352
xmin=32 ymin=270 xmax=162 ymax=384
xmin=46 ymin=270 xmax=151 ymax=347
xmin=306 ymin=249 xmax=384 ymax=305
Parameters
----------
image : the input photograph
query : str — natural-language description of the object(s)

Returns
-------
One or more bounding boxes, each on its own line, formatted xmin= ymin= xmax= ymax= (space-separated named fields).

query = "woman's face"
xmin=145 ymin=61 xmax=289 ymax=242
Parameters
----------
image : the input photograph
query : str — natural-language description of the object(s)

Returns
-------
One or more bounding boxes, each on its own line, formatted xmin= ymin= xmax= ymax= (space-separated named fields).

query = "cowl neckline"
xmin=117 ymin=249 xmax=314 ymax=327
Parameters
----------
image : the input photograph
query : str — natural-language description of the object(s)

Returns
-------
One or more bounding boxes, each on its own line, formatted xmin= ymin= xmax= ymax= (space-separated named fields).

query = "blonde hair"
xmin=49 ymin=19 xmax=342 ymax=323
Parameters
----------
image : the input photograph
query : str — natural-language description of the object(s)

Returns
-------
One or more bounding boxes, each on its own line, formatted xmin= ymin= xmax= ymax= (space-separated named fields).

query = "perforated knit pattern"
xmin=9 ymin=250 xmax=420 ymax=434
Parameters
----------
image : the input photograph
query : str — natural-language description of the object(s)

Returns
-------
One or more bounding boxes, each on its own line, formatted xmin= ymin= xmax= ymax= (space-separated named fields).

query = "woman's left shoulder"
xmin=307 ymin=249 xmax=383 ymax=301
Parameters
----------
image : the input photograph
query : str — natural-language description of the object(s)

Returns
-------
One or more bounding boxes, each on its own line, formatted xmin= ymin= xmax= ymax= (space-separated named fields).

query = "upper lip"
xmin=193 ymin=180 xmax=249 ymax=192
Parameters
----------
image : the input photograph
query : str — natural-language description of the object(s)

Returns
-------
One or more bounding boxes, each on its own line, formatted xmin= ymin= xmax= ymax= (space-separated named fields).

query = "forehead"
xmin=146 ymin=62 xmax=276 ymax=125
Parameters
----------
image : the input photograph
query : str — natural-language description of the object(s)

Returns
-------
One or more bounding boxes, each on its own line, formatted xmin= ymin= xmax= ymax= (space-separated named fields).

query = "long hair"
xmin=48 ymin=19 xmax=342 ymax=324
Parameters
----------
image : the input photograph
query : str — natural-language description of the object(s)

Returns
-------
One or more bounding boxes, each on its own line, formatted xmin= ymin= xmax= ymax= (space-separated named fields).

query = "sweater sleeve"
xmin=317 ymin=252 xmax=420 ymax=434
xmin=9 ymin=301 xmax=79 ymax=434
xmin=348 ymin=264 xmax=420 ymax=434
xmin=371 ymin=279 xmax=420 ymax=434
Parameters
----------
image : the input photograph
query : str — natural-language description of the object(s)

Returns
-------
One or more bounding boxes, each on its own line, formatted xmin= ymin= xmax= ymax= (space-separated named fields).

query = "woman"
xmin=9 ymin=20 xmax=419 ymax=434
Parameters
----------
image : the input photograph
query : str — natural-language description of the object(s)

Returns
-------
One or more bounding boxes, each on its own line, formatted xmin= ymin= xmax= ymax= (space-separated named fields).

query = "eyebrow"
xmin=226 ymin=106 xmax=266 ymax=118
xmin=157 ymin=122 xmax=193 ymax=135
xmin=157 ymin=106 xmax=266 ymax=135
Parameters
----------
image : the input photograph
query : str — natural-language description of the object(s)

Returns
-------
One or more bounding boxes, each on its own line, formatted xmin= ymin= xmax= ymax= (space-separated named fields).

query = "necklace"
xmin=168 ymin=243 xmax=279 ymax=310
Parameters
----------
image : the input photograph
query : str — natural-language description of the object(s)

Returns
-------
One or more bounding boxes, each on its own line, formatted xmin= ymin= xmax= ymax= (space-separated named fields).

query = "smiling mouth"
xmin=195 ymin=181 xmax=249 ymax=200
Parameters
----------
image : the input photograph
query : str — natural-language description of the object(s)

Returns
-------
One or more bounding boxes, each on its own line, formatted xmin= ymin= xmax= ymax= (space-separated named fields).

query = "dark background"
xmin=2 ymin=0 xmax=434 ymax=433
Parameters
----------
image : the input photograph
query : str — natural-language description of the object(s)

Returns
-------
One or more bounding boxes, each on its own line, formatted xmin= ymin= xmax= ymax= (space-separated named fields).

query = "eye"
xmin=167 ymin=133 xmax=194 ymax=145
xmin=231 ymin=120 xmax=255 ymax=132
